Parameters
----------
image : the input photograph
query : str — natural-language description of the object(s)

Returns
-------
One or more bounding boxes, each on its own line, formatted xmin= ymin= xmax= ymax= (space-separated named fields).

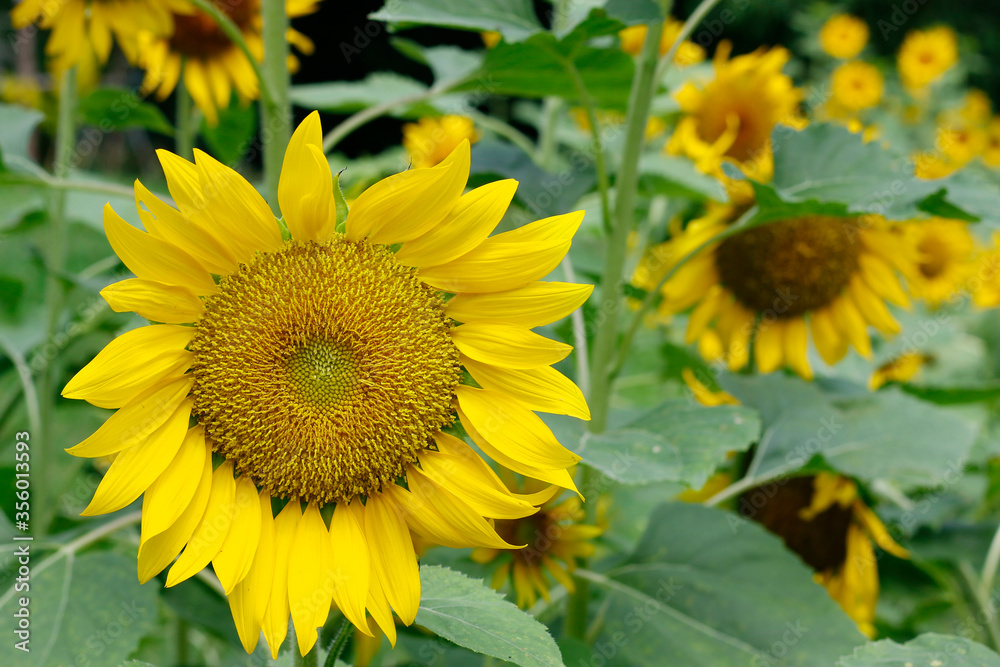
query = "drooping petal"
xmin=288 ymin=503 xmax=334 ymax=656
xmin=849 ymin=276 xmax=900 ymax=336
xmin=329 ymin=500 xmax=371 ymax=635
xmin=783 ymin=317 xmax=813 ymax=380
xmin=229 ymin=491 xmax=277 ymax=654
xmin=366 ymin=492 xmax=420 ymax=626
xmin=166 ymin=461 xmax=237 ymax=587
xmin=754 ymin=320 xmax=785 ymax=374
xmin=830 ymin=292 xmax=872 ymax=358
xmin=452 ymin=323 xmax=572 ymax=370
xmin=101 ymin=278 xmax=204 ymax=324
xmin=81 ymin=400 xmax=192 ymax=516
xmin=461 ymin=356 xmax=590 ymax=420
xmin=62 ymin=324 xmax=194 ymax=409
xmin=419 ymin=447 xmax=537 ymax=520
xmin=445 ymin=281 xmax=593 ymax=328
xmin=140 ymin=426 xmax=209 ymax=544
xmin=809 ymin=307 xmax=848 ymax=365
xmin=262 ymin=500 xmax=301 ymax=659
xmin=213 ymin=474 xmax=263 ymax=594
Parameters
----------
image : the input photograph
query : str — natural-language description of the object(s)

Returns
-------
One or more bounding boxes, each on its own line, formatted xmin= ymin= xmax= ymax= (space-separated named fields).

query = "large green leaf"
xmin=369 ymin=0 xmax=544 ymax=42
xmin=573 ymin=400 xmax=760 ymax=487
xmin=639 ymin=153 xmax=727 ymax=201
xmin=583 ymin=503 xmax=864 ymax=665
xmin=0 ymin=104 xmax=44 ymax=168
xmin=838 ymin=633 xmax=1000 ymax=665
xmin=416 ymin=566 xmax=562 ymax=667
xmin=290 ymin=73 xmax=442 ymax=118
xmin=78 ymin=88 xmax=173 ymax=136
xmin=0 ymin=551 xmax=158 ymax=667
xmin=721 ymin=374 xmax=978 ymax=491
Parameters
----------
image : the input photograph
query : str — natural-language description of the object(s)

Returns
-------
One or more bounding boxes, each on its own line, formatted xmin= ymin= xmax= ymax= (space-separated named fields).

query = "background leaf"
xmin=369 ymin=0 xmax=544 ymax=42
xmin=837 ymin=633 xmax=1000 ymax=665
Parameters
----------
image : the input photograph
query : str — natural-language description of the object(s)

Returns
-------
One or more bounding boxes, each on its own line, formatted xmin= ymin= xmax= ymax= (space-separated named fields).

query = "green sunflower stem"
xmin=324 ymin=619 xmax=352 ymax=667
xmin=260 ymin=0 xmax=291 ymax=214
xmin=566 ymin=14 xmax=667 ymax=642
xmin=37 ymin=64 xmax=77 ymax=534
xmin=175 ymin=67 xmax=196 ymax=159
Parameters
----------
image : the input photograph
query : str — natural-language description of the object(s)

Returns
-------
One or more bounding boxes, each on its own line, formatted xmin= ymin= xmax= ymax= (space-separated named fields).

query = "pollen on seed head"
xmin=188 ymin=238 xmax=462 ymax=505
xmin=715 ymin=215 xmax=861 ymax=316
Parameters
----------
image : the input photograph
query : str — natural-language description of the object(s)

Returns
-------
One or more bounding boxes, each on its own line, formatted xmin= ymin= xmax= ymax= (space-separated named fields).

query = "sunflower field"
xmin=6 ymin=0 xmax=1000 ymax=665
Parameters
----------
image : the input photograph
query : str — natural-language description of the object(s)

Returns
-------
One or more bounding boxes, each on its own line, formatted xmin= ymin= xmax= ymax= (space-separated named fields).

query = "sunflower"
xmin=402 ymin=115 xmax=479 ymax=169
xmin=961 ymin=89 xmax=992 ymax=125
xmin=829 ymin=61 xmax=884 ymax=114
xmin=619 ymin=17 xmax=705 ymax=66
xmin=900 ymin=218 xmax=976 ymax=307
xmin=472 ymin=479 xmax=604 ymax=609
xmin=139 ymin=0 xmax=319 ymax=125
xmin=819 ymin=14 xmax=869 ymax=60
xmin=10 ymin=0 xmax=180 ymax=73
xmin=897 ymin=26 xmax=958 ymax=92
xmin=744 ymin=473 xmax=908 ymax=637
xmin=869 ymin=352 xmax=930 ymax=390
xmin=667 ymin=42 xmax=804 ymax=180
xmin=633 ymin=209 xmax=914 ymax=378
xmin=62 ymin=111 xmax=592 ymax=657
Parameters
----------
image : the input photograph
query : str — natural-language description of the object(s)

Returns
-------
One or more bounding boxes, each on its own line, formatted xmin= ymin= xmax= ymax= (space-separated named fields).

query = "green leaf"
xmin=290 ymin=73 xmax=439 ymax=118
xmin=391 ymin=39 xmax=484 ymax=83
xmin=78 ymin=88 xmax=174 ymax=136
xmin=369 ymin=0 xmax=544 ymax=43
xmin=199 ymin=100 xmax=257 ymax=165
xmin=640 ymin=154 xmax=727 ymax=201
xmin=0 ymin=104 xmax=45 ymax=168
xmin=457 ymin=35 xmax=635 ymax=109
xmin=924 ymin=169 xmax=1000 ymax=226
xmin=584 ymin=503 xmax=864 ymax=665
xmin=333 ymin=171 xmax=349 ymax=232
xmin=415 ymin=565 xmax=563 ymax=667
xmin=576 ymin=400 xmax=760 ymax=487
xmin=0 ymin=551 xmax=159 ymax=667
xmin=837 ymin=633 xmax=1000 ymax=665
xmin=900 ymin=381 xmax=1000 ymax=405
xmin=721 ymin=374 xmax=978 ymax=491
xmin=737 ymin=123 xmax=945 ymax=224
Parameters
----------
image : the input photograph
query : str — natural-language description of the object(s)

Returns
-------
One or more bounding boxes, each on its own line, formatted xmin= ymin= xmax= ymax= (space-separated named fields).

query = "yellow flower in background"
xmin=633 ymin=210 xmax=913 ymax=378
xmin=984 ymin=118 xmax=1000 ymax=168
xmin=830 ymin=61 xmax=884 ymax=112
xmin=620 ymin=17 xmax=705 ymax=66
xmin=973 ymin=233 xmax=1000 ymax=307
xmin=913 ymin=150 xmax=962 ymax=179
xmin=667 ymin=42 xmax=804 ymax=179
xmin=11 ymin=0 xmax=179 ymax=72
xmin=897 ymin=26 xmax=958 ymax=92
xmin=819 ymin=14 xmax=869 ymax=59
xmin=935 ymin=118 xmax=986 ymax=167
xmin=403 ymin=115 xmax=479 ymax=168
xmin=869 ymin=352 xmax=930 ymax=390
xmin=472 ymin=480 xmax=604 ymax=609
xmin=481 ymin=31 xmax=502 ymax=48
xmin=570 ymin=108 xmax=666 ymax=140
xmin=900 ymin=218 xmax=976 ymax=307
xmin=749 ymin=473 xmax=908 ymax=637
xmin=140 ymin=0 xmax=319 ymax=125
xmin=62 ymin=112 xmax=592 ymax=657
xmin=0 ymin=75 xmax=43 ymax=110
xmin=961 ymin=89 xmax=992 ymax=124
xmin=680 ymin=368 xmax=738 ymax=406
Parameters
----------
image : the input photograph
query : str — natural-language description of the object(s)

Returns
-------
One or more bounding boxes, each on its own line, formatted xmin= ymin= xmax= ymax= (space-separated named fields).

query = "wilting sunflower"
xmin=619 ymin=17 xmax=705 ymax=66
xmin=900 ymin=218 xmax=976 ymax=307
xmin=897 ymin=26 xmax=958 ymax=92
xmin=819 ymin=14 xmax=869 ymax=60
xmin=472 ymin=479 xmax=604 ymax=609
xmin=828 ymin=61 xmax=884 ymax=114
xmin=743 ymin=473 xmax=908 ymax=637
xmin=139 ymin=0 xmax=319 ymax=125
xmin=10 ymin=0 xmax=179 ymax=72
xmin=403 ymin=115 xmax=479 ymax=169
xmin=62 ymin=112 xmax=592 ymax=657
xmin=633 ymin=209 xmax=913 ymax=378
xmin=667 ymin=42 xmax=804 ymax=181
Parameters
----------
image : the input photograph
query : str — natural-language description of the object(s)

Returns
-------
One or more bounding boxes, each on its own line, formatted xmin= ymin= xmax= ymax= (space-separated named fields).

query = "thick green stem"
xmin=260 ymin=0 xmax=291 ymax=213
xmin=565 ymin=59 xmax=613 ymax=235
xmin=537 ymin=97 xmax=563 ymax=170
xmin=324 ymin=619 xmax=352 ymax=667
xmin=175 ymin=68 xmax=195 ymax=159
xmin=37 ymin=65 xmax=77 ymax=534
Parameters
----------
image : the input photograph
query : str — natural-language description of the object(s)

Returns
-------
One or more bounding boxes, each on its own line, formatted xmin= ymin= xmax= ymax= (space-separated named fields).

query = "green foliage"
xmin=837 ymin=633 xmax=1000 ymax=665
xmin=199 ymin=100 xmax=258 ymax=165
xmin=369 ymin=0 xmax=543 ymax=42
xmin=78 ymin=88 xmax=174 ymax=136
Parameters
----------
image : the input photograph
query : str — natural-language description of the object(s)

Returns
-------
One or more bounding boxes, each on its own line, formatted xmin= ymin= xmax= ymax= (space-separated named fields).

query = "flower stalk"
xmin=260 ymin=0 xmax=292 ymax=212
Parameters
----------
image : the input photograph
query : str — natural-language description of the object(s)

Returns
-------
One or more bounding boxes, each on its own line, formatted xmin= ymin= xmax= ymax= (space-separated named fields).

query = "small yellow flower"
xmin=900 ymin=218 xmax=976 ymax=307
xmin=820 ymin=14 xmax=869 ymax=60
xmin=984 ymin=118 xmax=1000 ymax=168
xmin=869 ymin=353 xmax=929 ymax=390
xmin=913 ymin=150 xmax=962 ymax=179
xmin=620 ymin=17 xmax=705 ymax=66
xmin=961 ymin=89 xmax=993 ymax=124
xmin=973 ymin=233 xmax=1000 ymax=307
xmin=0 ymin=75 xmax=43 ymax=110
xmin=481 ymin=31 xmax=502 ymax=48
xmin=936 ymin=117 xmax=986 ymax=167
xmin=830 ymin=61 xmax=884 ymax=112
xmin=403 ymin=115 xmax=479 ymax=169
xmin=897 ymin=26 xmax=958 ymax=92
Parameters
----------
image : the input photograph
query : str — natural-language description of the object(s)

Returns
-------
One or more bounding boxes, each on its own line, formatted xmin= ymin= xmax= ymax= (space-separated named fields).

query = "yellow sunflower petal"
xmin=262 ymin=500 xmax=302 ymax=659
xmin=66 ymin=376 xmax=192 ymax=458
xmin=461 ymin=356 xmax=589 ymax=420
xmin=166 ymin=460 xmax=237 ymax=587
xmin=229 ymin=490 xmax=276 ymax=654
xmin=140 ymin=426 xmax=208 ymax=544
xmin=452 ymin=323 xmax=572 ymax=369
xmin=346 ymin=140 xmax=470 ymax=245
xmin=81 ymin=399 xmax=191 ymax=516
xmin=278 ymin=112 xmax=336 ymax=242
xmin=685 ymin=284 xmax=727 ymax=343
xmin=329 ymin=500 xmax=372 ymax=636
xmin=104 ymin=203 xmax=216 ymax=294
xmin=858 ymin=254 xmax=910 ymax=308
xmin=783 ymin=317 xmax=813 ymax=380
xmin=288 ymin=502 xmax=334 ymax=656
xmin=849 ymin=276 xmax=900 ymax=336
xmin=831 ymin=294 xmax=872 ymax=358
xmin=455 ymin=386 xmax=581 ymax=470
xmin=754 ymin=320 xmax=785 ymax=374
xmin=365 ymin=553 xmax=398 ymax=646
xmin=62 ymin=324 xmax=194 ymax=409
xmin=213 ymin=474 xmax=263 ymax=594
xmin=445 ymin=281 xmax=593 ymax=328
xmin=366 ymin=492 xmax=420 ymax=626
xmin=137 ymin=451 xmax=212 ymax=584
xmin=101 ymin=278 xmax=204 ymax=324
xmin=419 ymin=449 xmax=537 ymax=520
xmin=395 ymin=179 xmax=518 ymax=268
xmin=809 ymin=307 xmax=848 ymax=365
